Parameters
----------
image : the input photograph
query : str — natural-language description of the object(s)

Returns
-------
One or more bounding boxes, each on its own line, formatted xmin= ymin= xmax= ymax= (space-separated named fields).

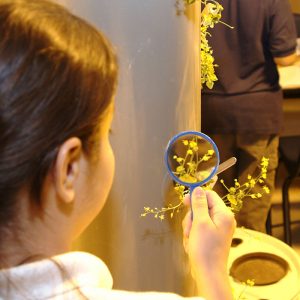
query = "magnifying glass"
xmin=164 ymin=131 xmax=236 ymax=215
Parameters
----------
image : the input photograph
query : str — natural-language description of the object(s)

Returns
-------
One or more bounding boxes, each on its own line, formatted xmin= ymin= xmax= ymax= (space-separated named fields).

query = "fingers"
xmin=182 ymin=210 xmax=192 ymax=254
xmin=192 ymin=187 xmax=208 ymax=209
xmin=206 ymin=190 xmax=236 ymax=232
xmin=182 ymin=210 xmax=192 ymax=237
xmin=182 ymin=187 xmax=210 ymax=241
xmin=206 ymin=190 xmax=228 ymax=210
xmin=184 ymin=187 xmax=219 ymax=223
xmin=183 ymin=176 xmax=218 ymax=207
xmin=183 ymin=193 xmax=190 ymax=206
xmin=190 ymin=187 xmax=210 ymax=223
xmin=183 ymin=187 xmax=236 ymax=235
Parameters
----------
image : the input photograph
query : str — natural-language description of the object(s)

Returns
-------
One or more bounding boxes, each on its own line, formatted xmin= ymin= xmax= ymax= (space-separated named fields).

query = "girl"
xmin=0 ymin=0 xmax=235 ymax=299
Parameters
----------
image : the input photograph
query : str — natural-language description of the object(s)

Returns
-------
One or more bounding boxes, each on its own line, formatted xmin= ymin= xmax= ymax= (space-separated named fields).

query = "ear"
xmin=54 ymin=137 xmax=83 ymax=204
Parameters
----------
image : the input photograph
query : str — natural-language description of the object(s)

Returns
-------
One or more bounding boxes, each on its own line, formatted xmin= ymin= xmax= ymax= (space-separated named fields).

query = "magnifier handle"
xmin=189 ymin=185 xmax=196 ymax=220
xmin=216 ymin=157 xmax=237 ymax=175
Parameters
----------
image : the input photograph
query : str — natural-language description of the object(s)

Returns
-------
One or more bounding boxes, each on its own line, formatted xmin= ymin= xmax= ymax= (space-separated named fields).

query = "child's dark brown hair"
xmin=0 ymin=0 xmax=118 ymax=228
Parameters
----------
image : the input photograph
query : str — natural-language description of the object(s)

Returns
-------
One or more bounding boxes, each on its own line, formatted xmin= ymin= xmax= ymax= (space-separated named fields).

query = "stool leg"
xmin=266 ymin=208 xmax=272 ymax=235
xmin=282 ymin=177 xmax=293 ymax=246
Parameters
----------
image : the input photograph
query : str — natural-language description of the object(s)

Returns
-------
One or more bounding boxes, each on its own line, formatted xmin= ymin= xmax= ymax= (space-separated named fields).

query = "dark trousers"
xmin=209 ymin=134 xmax=279 ymax=232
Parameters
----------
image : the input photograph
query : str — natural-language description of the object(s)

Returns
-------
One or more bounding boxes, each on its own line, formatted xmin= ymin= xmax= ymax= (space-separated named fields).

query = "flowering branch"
xmin=141 ymin=157 xmax=270 ymax=219
xmin=173 ymin=137 xmax=214 ymax=183
xmin=176 ymin=0 xmax=233 ymax=89
xmin=221 ymin=157 xmax=270 ymax=213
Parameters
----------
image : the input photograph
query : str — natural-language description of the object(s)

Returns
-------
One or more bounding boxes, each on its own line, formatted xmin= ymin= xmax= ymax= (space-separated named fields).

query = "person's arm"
xmin=182 ymin=187 xmax=236 ymax=300
xmin=268 ymin=0 xmax=297 ymax=67
xmin=274 ymin=52 xmax=298 ymax=66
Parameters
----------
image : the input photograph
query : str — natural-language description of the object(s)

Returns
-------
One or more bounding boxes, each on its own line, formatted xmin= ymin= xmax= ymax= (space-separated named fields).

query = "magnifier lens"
xmin=165 ymin=132 xmax=219 ymax=187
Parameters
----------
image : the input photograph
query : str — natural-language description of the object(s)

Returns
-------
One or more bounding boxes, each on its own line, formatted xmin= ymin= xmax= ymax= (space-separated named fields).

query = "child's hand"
xmin=182 ymin=187 xmax=236 ymax=299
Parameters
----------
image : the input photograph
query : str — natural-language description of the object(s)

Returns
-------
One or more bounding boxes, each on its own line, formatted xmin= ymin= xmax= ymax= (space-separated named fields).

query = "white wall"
xmin=64 ymin=0 xmax=200 ymax=295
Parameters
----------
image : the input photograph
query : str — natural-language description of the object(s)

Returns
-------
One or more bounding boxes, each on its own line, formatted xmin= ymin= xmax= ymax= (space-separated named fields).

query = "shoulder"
xmin=56 ymin=253 xmax=204 ymax=300
xmin=266 ymin=0 xmax=294 ymax=16
xmin=53 ymin=251 xmax=113 ymax=289
xmin=0 ymin=251 xmax=113 ymax=299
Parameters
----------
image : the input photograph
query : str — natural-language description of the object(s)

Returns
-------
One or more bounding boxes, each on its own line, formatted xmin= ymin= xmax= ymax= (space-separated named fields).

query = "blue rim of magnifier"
xmin=164 ymin=131 xmax=220 ymax=187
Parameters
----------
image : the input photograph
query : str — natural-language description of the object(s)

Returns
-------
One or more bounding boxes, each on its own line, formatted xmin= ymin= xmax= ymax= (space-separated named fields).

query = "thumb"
xmin=191 ymin=187 xmax=209 ymax=222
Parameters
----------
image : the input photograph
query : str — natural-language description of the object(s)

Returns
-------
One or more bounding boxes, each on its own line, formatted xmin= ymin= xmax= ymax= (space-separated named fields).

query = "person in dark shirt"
xmin=201 ymin=0 xmax=298 ymax=232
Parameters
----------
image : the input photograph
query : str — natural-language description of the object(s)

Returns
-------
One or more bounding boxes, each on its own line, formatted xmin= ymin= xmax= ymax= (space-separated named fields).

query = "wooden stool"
xmin=266 ymin=136 xmax=300 ymax=245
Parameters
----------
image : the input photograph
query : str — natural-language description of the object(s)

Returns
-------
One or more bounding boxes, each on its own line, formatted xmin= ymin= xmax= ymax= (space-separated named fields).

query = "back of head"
xmin=0 ymin=0 xmax=118 ymax=228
